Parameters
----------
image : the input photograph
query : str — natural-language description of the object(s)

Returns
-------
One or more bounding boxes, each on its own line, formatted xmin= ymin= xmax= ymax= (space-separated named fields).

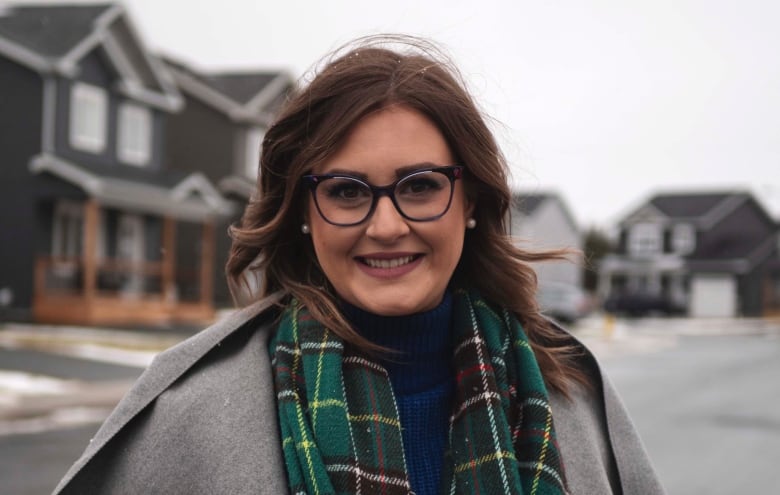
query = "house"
xmin=599 ymin=191 xmax=780 ymax=317
xmin=0 ymin=3 xmax=233 ymax=325
xmin=508 ymin=192 xmax=583 ymax=288
xmin=162 ymin=57 xmax=294 ymax=305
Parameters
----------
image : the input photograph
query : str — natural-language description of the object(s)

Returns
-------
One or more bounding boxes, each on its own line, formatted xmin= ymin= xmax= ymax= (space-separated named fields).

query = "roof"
xmin=29 ymin=153 xmax=234 ymax=221
xmin=164 ymin=56 xmax=293 ymax=124
xmin=511 ymin=193 xmax=548 ymax=216
xmin=0 ymin=3 xmax=181 ymax=111
xmin=203 ymin=73 xmax=279 ymax=105
xmin=621 ymin=191 xmax=761 ymax=232
xmin=510 ymin=191 xmax=580 ymax=233
xmin=0 ymin=3 xmax=112 ymax=57
xmin=649 ymin=192 xmax=746 ymax=218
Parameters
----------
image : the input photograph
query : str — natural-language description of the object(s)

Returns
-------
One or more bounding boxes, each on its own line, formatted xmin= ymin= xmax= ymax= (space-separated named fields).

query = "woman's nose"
xmin=365 ymin=196 xmax=410 ymax=241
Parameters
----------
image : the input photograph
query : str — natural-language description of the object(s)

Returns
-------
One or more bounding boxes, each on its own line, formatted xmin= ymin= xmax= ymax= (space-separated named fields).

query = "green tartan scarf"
xmin=270 ymin=289 xmax=566 ymax=495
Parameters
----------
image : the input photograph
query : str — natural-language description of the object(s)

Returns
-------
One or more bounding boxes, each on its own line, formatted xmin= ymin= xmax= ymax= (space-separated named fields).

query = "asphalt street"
xmin=1 ymin=317 xmax=779 ymax=495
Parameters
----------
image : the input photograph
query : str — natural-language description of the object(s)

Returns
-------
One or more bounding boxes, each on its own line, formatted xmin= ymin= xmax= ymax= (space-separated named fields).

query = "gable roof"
xmin=621 ymin=191 xmax=758 ymax=230
xmin=511 ymin=193 xmax=548 ymax=216
xmin=164 ymin=56 xmax=293 ymax=125
xmin=649 ymin=192 xmax=744 ymax=218
xmin=0 ymin=3 xmax=181 ymax=111
xmin=511 ymin=191 xmax=579 ymax=231
xmin=0 ymin=3 xmax=113 ymax=57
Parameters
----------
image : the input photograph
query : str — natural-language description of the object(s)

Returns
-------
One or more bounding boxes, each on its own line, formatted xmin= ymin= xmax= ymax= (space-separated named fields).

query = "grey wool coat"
xmin=53 ymin=294 xmax=666 ymax=495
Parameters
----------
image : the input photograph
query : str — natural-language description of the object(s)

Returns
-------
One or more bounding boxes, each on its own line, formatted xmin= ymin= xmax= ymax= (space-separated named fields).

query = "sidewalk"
xmin=0 ymin=322 xmax=191 ymax=433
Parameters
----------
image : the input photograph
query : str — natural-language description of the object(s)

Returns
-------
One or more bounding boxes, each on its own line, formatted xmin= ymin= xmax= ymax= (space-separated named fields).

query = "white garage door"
xmin=689 ymin=274 xmax=737 ymax=318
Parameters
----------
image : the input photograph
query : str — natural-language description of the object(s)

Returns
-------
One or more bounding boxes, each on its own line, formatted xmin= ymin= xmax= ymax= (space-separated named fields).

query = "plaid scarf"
xmin=270 ymin=289 xmax=566 ymax=495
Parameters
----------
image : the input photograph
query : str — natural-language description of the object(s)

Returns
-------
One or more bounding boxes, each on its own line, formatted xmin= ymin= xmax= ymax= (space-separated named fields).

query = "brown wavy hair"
xmin=227 ymin=35 xmax=586 ymax=394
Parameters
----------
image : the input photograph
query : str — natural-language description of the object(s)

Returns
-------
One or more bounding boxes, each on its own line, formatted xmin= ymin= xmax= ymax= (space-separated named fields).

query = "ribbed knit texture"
xmin=342 ymin=293 xmax=454 ymax=495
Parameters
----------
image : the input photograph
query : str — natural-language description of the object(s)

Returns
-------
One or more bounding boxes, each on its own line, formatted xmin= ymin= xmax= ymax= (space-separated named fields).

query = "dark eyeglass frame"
xmin=301 ymin=165 xmax=464 ymax=226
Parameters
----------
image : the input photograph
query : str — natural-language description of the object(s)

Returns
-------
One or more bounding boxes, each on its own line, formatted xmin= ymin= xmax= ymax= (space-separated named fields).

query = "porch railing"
xmin=35 ymin=256 xmax=167 ymax=299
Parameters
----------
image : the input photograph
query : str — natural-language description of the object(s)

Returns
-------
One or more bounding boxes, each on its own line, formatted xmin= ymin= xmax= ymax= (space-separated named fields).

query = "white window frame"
xmin=244 ymin=126 xmax=264 ymax=179
xmin=671 ymin=223 xmax=696 ymax=255
xmin=69 ymin=82 xmax=108 ymax=153
xmin=628 ymin=222 xmax=662 ymax=256
xmin=118 ymin=102 xmax=152 ymax=166
xmin=52 ymin=201 xmax=83 ymax=258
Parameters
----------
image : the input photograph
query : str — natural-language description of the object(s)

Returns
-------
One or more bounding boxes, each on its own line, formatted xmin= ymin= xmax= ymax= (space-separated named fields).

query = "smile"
xmin=360 ymin=255 xmax=417 ymax=269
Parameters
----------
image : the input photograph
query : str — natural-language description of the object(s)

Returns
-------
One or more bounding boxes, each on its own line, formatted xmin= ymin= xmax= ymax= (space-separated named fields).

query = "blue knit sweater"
xmin=342 ymin=293 xmax=454 ymax=495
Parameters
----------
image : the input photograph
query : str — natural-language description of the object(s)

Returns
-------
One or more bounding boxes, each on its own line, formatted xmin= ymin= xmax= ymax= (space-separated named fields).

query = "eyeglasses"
xmin=302 ymin=165 xmax=464 ymax=226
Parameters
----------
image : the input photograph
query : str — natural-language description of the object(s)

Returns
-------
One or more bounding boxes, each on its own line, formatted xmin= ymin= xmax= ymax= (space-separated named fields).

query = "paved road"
xmin=597 ymin=331 xmax=780 ymax=494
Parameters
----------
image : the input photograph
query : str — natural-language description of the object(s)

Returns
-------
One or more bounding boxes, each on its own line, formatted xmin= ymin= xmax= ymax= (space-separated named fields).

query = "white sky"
xmin=43 ymin=0 xmax=780 ymax=228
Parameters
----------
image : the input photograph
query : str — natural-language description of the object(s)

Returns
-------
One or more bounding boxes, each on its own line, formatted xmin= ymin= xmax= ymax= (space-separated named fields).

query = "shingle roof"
xmin=163 ymin=55 xmax=292 ymax=116
xmin=0 ymin=4 xmax=113 ymax=57
xmin=512 ymin=193 xmax=548 ymax=215
xmin=204 ymin=73 xmax=280 ymax=105
xmin=649 ymin=192 xmax=744 ymax=218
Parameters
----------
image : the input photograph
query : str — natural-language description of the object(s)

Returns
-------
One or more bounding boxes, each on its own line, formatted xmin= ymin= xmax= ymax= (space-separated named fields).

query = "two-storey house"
xmin=600 ymin=191 xmax=780 ymax=317
xmin=162 ymin=57 xmax=294 ymax=305
xmin=0 ymin=4 xmax=232 ymax=325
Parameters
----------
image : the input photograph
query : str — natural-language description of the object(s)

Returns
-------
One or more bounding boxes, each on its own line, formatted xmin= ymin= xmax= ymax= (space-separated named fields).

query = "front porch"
xmin=33 ymin=200 xmax=217 ymax=326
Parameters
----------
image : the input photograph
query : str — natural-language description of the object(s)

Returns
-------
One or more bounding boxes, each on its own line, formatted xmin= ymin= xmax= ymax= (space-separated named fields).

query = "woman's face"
xmin=307 ymin=105 xmax=473 ymax=316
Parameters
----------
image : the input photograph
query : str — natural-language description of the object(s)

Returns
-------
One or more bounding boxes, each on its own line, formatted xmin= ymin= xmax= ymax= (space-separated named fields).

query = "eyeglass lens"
xmin=314 ymin=170 xmax=453 ymax=225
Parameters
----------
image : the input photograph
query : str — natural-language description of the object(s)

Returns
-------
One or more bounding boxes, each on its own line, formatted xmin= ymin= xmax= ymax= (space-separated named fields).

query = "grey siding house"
xmin=0 ymin=4 xmax=231 ymax=325
xmin=163 ymin=57 xmax=294 ymax=305
xmin=600 ymin=191 xmax=780 ymax=317
xmin=508 ymin=192 xmax=583 ymax=288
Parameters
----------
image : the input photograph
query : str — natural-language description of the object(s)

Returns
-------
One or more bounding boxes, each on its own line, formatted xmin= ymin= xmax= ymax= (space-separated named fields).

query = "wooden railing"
xmin=34 ymin=256 xmax=167 ymax=299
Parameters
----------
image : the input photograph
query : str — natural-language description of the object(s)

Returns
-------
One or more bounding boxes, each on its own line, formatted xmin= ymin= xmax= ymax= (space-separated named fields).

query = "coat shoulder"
xmin=53 ymin=295 xmax=285 ymax=495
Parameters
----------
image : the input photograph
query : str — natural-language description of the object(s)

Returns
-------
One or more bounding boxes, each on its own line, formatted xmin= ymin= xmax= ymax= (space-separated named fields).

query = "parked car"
xmin=603 ymin=292 xmax=685 ymax=317
xmin=536 ymin=282 xmax=591 ymax=323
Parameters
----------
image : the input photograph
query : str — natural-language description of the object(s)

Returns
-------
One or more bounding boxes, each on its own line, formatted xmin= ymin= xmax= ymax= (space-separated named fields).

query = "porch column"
xmin=162 ymin=216 xmax=176 ymax=302
xmin=82 ymin=199 xmax=99 ymax=304
xmin=200 ymin=220 xmax=215 ymax=306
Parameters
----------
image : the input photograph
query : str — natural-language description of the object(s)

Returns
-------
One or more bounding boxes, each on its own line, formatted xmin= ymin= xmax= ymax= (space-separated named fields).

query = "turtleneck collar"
xmin=340 ymin=292 xmax=453 ymax=395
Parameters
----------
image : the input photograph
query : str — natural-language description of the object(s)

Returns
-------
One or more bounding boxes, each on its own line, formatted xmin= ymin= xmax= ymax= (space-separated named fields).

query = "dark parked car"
xmin=603 ymin=292 xmax=685 ymax=317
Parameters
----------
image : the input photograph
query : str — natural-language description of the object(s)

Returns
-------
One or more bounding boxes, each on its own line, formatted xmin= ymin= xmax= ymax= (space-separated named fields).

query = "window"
xmin=52 ymin=201 xmax=83 ymax=258
xmin=69 ymin=82 xmax=108 ymax=153
xmin=118 ymin=103 xmax=152 ymax=166
xmin=671 ymin=223 xmax=696 ymax=254
xmin=628 ymin=222 xmax=662 ymax=256
xmin=244 ymin=127 xmax=264 ymax=179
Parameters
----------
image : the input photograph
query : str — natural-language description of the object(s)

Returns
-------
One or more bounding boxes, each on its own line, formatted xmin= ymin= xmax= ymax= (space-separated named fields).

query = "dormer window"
xmin=69 ymin=82 xmax=107 ymax=153
xmin=628 ymin=222 xmax=661 ymax=256
xmin=671 ymin=223 xmax=696 ymax=254
xmin=118 ymin=102 xmax=152 ymax=166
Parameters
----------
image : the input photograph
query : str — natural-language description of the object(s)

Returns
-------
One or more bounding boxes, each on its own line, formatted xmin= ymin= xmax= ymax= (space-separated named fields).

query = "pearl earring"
xmin=466 ymin=218 xmax=477 ymax=229
xmin=301 ymin=224 xmax=310 ymax=234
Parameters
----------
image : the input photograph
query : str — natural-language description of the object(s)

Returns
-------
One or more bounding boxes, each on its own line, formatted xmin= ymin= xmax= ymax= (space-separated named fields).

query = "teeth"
xmin=363 ymin=256 xmax=415 ymax=269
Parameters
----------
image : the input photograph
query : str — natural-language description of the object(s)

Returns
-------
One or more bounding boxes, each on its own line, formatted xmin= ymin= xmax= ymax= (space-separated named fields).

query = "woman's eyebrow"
xmin=394 ymin=162 xmax=440 ymax=177
xmin=321 ymin=162 xmax=443 ymax=181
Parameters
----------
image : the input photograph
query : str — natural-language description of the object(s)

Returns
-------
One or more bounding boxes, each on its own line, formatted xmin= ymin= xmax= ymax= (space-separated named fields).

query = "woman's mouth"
xmin=360 ymin=255 xmax=417 ymax=269
xmin=355 ymin=254 xmax=423 ymax=278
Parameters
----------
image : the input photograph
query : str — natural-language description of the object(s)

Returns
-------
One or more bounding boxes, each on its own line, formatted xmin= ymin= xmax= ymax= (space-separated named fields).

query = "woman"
xmin=54 ymin=36 xmax=664 ymax=495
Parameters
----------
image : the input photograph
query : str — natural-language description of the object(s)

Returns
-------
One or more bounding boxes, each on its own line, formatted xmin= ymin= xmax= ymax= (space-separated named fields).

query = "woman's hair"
xmin=227 ymin=35 xmax=586 ymax=394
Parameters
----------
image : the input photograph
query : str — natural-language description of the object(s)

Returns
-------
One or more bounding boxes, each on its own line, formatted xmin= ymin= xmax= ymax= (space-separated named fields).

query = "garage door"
xmin=689 ymin=274 xmax=737 ymax=317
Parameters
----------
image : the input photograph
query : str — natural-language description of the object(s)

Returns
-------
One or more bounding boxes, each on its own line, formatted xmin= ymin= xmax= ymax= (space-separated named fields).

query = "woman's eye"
xmin=399 ymin=177 xmax=442 ymax=195
xmin=324 ymin=181 xmax=369 ymax=201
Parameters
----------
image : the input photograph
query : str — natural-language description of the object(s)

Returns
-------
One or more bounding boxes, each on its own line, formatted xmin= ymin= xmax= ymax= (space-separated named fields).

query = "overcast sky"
xmin=50 ymin=0 xmax=780 ymax=228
